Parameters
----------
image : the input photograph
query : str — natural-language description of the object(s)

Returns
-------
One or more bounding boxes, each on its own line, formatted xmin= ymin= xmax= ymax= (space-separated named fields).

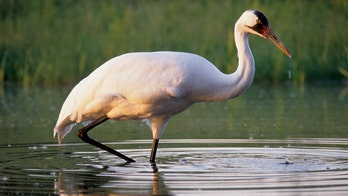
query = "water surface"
xmin=0 ymin=83 xmax=347 ymax=195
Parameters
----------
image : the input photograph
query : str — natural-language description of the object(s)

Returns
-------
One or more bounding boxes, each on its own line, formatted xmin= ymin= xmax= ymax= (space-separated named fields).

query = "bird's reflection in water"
xmin=54 ymin=163 xmax=171 ymax=195
xmin=151 ymin=164 xmax=162 ymax=195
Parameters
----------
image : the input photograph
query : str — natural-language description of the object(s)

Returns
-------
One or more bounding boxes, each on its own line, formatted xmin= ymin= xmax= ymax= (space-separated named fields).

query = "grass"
xmin=0 ymin=0 xmax=347 ymax=86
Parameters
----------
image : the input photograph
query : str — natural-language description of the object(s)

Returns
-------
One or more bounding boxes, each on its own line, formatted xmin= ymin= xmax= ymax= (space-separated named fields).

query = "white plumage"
xmin=54 ymin=10 xmax=291 ymax=164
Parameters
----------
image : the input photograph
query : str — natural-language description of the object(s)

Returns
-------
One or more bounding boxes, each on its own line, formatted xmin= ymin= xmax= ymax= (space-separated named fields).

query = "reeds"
xmin=0 ymin=0 xmax=347 ymax=86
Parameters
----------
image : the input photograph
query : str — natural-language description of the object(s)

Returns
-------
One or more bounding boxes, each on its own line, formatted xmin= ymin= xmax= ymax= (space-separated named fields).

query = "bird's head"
xmin=237 ymin=10 xmax=291 ymax=58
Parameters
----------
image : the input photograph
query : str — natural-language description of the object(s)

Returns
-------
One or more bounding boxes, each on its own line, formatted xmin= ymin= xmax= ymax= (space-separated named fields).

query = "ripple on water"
xmin=1 ymin=139 xmax=348 ymax=195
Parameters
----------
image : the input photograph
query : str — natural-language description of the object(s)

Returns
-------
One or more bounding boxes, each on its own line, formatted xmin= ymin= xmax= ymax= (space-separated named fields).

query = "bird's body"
xmin=54 ymin=51 xmax=253 ymax=142
xmin=54 ymin=10 xmax=291 ymax=164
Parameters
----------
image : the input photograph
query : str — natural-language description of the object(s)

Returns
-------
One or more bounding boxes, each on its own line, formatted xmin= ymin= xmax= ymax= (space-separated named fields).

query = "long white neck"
xmin=199 ymin=26 xmax=255 ymax=102
xmin=229 ymin=26 xmax=255 ymax=98
xmin=222 ymin=26 xmax=255 ymax=100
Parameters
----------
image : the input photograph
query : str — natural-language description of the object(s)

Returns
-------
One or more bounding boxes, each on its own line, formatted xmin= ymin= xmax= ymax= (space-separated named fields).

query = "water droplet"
xmin=288 ymin=60 xmax=293 ymax=79
xmin=29 ymin=146 xmax=38 ymax=150
xmin=1 ymin=176 xmax=9 ymax=181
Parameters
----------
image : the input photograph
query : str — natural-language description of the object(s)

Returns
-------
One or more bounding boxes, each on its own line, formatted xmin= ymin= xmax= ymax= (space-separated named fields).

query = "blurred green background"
xmin=0 ymin=0 xmax=347 ymax=86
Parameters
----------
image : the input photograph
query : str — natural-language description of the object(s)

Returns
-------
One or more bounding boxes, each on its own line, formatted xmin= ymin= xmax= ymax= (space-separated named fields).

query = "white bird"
xmin=53 ymin=10 xmax=291 ymax=164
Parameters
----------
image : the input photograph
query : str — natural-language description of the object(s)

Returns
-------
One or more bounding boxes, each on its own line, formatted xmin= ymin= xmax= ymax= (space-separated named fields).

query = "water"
xmin=0 ymin=83 xmax=348 ymax=195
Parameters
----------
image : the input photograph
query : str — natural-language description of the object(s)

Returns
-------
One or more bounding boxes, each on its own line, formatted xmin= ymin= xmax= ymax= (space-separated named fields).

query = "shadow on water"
xmin=0 ymin=83 xmax=348 ymax=195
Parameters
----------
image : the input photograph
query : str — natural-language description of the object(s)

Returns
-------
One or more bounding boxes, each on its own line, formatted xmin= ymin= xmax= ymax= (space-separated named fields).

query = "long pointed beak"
xmin=265 ymin=26 xmax=291 ymax=58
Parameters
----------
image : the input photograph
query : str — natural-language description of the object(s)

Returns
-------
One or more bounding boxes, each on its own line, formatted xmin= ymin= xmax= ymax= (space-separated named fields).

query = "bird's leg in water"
xmin=150 ymin=138 xmax=159 ymax=165
xmin=77 ymin=116 xmax=136 ymax=163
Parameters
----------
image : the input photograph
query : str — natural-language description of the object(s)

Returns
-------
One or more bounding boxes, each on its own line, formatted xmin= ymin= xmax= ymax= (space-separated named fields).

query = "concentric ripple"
xmin=1 ymin=139 xmax=348 ymax=195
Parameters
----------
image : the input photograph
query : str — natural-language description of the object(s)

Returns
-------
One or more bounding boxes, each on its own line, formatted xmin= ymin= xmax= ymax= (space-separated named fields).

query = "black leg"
xmin=150 ymin=138 xmax=159 ymax=165
xmin=77 ymin=116 xmax=135 ymax=163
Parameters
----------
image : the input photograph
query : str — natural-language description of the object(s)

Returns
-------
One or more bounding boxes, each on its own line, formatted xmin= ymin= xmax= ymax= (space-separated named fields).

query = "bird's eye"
xmin=256 ymin=19 xmax=262 ymax=24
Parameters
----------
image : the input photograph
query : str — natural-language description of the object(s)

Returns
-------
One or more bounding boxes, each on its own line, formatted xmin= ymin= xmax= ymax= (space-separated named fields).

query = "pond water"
xmin=0 ymin=83 xmax=347 ymax=195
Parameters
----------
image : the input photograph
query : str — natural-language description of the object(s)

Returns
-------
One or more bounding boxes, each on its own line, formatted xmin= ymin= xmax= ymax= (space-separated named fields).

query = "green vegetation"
xmin=0 ymin=0 xmax=347 ymax=86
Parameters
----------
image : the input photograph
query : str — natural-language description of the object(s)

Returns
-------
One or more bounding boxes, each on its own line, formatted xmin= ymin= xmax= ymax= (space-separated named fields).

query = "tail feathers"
xmin=53 ymin=123 xmax=76 ymax=144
